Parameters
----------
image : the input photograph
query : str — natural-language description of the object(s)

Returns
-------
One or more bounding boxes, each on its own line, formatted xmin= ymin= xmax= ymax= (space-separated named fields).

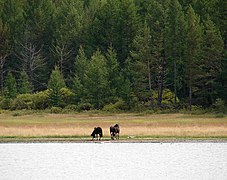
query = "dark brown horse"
xmin=110 ymin=124 xmax=120 ymax=140
xmin=91 ymin=127 xmax=103 ymax=140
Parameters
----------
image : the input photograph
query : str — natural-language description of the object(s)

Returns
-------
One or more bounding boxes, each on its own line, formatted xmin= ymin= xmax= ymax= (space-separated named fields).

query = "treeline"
xmin=0 ymin=0 xmax=226 ymax=112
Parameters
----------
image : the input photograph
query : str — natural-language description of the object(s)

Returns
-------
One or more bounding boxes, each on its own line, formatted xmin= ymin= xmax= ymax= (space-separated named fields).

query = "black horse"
xmin=91 ymin=127 xmax=103 ymax=140
xmin=110 ymin=124 xmax=120 ymax=140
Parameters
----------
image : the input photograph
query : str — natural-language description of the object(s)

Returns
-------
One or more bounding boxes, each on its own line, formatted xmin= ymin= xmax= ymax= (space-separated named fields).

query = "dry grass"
xmin=0 ymin=112 xmax=227 ymax=138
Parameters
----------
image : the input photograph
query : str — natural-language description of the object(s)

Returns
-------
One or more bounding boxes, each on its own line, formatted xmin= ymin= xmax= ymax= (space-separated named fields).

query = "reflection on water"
xmin=0 ymin=142 xmax=227 ymax=180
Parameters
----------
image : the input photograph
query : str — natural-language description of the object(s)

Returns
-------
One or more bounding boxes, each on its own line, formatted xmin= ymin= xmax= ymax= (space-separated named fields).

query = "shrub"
xmin=63 ymin=105 xmax=78 ymax=113
xmin=60 ymin=88 xmax=74 ymax=105
xmin=77 ymin=103 xmax=93 ymax=111
xmin=32 ymin=90 xmax=50 ymax=109
xmin=11 ymin=94 xmax=33 ymax=110
xmin=212 ymin=98 xmax=227 ymax=114
xmin=103 ymin=99 xmax=127 ymax=112
xmin=153 ymin=89 xmax=179 ymax=106
xmin=50 ymin=107 xmax=62 ymax=113
xmin=0 ymin=98 xmax=12 ymax=110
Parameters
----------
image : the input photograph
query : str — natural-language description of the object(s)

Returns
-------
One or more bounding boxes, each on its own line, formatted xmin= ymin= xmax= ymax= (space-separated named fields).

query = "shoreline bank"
xmin=1 ymin=137 xmax=227 ymax=143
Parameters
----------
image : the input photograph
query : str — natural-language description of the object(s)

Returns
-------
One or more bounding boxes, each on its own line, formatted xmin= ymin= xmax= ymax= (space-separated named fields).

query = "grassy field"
xmin=0 ymin=111 xmax=227 ymax=141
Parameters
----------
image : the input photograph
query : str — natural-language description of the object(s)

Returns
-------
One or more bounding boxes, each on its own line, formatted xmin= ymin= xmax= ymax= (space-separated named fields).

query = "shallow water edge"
xmin=1 ymin=137 xmax=227 ymax=143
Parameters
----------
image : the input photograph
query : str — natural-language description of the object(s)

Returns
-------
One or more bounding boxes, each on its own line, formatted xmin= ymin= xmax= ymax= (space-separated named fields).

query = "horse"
xmin=110 ymin=124 xmax=120 ymax=140
xmin=91 ymin=127 xmax=103 ymax=140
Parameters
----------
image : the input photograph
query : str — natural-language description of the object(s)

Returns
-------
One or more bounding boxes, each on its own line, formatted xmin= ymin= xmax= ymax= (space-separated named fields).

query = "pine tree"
xmin=48 ymin=66 xmax=66 ymax=107
xmin=185 ymin=6 xmax=203 ymax=110
xmin=83 ymin=50 xmax=109 ymax=108
xmin=18 ymin=71 xmax=33 ymax=94
xmin=130 ymin=22 xmax=154 ymax=109
xmin=166 ymin=0 xmax=186 ymax=107
xmin=146 ymin=0 xmax=168 ymax=107
xmin=105 ymin=47 xmax=123 ymax=101
xmin=72 ymin=46 xmax=88 ymax=103
xmin=3 ymin=72 xmax=17 ymax=99
xmin=0 ymin=21 xmax=10 ymax=95
xmin=195 ymin=18 xmax=223 ymax=106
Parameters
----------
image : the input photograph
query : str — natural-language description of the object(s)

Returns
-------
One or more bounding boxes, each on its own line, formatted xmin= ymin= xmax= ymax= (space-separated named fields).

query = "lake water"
xmin=0 ymin=142 xmax=227 ymax=180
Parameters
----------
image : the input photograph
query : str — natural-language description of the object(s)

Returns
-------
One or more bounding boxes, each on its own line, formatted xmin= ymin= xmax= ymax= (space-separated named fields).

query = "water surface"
xmin=0 ymin=142 xmax=226 ymax=180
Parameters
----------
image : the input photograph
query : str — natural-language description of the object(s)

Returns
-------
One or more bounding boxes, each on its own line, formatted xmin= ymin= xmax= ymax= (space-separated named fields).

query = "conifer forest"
xmin=0 ymin=0 xmax=226 ymax=112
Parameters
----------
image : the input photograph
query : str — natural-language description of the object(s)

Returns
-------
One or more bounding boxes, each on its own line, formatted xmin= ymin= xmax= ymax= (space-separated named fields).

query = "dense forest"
xmin=0 ymin=0 xmax=226 ymax=112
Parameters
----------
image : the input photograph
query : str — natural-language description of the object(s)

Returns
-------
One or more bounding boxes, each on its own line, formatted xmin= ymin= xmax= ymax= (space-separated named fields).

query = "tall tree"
xmin=71 ymin=46 xmax=89 ymax=103
xmin=16 ymin=34 xmax=46 ymax=91
xmin=130 ymin=23 xmax=154 ymax=109
xmin=195 ymin=18 xmax=223 ymax=106
xmin=52 ymin=0 xmax=85 ymax=76
xmin=166 ymin=0 xmax=186 ymax=107
xmin=146 ymin=0 xmax=168 ymax=107
xmin=83 ymin=50 xmax=109 ymax=108
xmin=0 ymin=21 xmax=10 ymax=94
xmin=105 ymin=47 xmax=123 ymax=101
xmin=185 ymin=6 xmax=202 ymax=110
xmin=89 ymin=0 xmax=139 ymax=66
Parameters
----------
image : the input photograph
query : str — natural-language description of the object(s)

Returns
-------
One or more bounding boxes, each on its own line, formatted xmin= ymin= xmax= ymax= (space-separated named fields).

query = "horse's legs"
xmin=116 ymin=133 xmax=119 ymax=140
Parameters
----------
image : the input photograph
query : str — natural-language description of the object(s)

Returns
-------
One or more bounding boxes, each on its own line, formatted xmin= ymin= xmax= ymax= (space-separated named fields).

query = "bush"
xmin=0 ymin=98 xmax=12 ymax=110
xmin=63 ymin=105 xmax=78 ymax=113
xmin=103 ymin=99 xmax=127 ymax=112
xmin=50 ymin=107 xmax=62 ymax=113
xmin=60 ymin=88 xmax=74 ymax=105
xmin=153 ymin=89 xmax=179 ymax=106
xmin=212 ymin=99 xmax=227 ymax=114
xmin=32 ymin=90 xmax=50 ymax=109
xmin=77 ymin=103 xmax=93 ymax=111
xmin=11 ymin=94 xmax=33 ymax=110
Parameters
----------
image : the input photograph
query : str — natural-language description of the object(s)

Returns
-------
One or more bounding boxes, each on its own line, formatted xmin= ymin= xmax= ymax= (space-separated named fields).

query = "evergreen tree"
xmin=72 ymin=46 xmax=89 ymax=103
xmin=0 ymin=21 xmax=10 ymax=95
xmin=83 ymin=50 xmax=109 ymax=108
xmin=105 ymin=47 xmax=123 ymax=101
xmin=89 ymin=0 xmax=139 ymax=66
xmin=18 ymin=71 xmax=33 ymax=94
xmin=3 ymin=72 xmax=17 ymax=99
xmin=130 ymin=23 xmax=154 ymax=109
xmin=74 ymin=46 xmax=89 ymax=85
xmin=166 ymin=0 xmax=186 ymax=106
xmin=48 ymin=66 xmax=66 ymax=106
xmin=185 ymin=6 xmax=203 ymax=110
xmin=195 ymin=18 xmax=223 ymax=106
xmin=146 ymin=0 xmax=168 ymax=107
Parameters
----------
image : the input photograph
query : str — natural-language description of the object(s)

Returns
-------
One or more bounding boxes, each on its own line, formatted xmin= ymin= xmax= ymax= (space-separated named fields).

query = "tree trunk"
xmin=158 ymin=51 xmax=165 ymax=107
xmin=174 ymin=46 xmax=177 ymax=108
xmin=148 ymin=60 xmax=153 ymax=110
xmin=189 ymin=66 xmax=192 ymax=111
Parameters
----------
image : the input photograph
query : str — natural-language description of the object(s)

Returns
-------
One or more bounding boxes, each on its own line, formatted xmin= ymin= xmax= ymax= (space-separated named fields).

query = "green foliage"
xmin=48 ymin=66 xmax=66 ymax=107
xmin=0 ymin=0 xmax=226 ymax=111
xmin=3 ymin=72 xmax=17 ymax=99
xmin=83 ymin=50 xmax=109 ymax=108
xmin=103 ymin=99 xmax=127 ymax=112
xmin=77 ymin=102 xmax=93 ymax=111
xmin=18 ymin=71 xmax=33 ymax=94
xmin=212 ymin=99 xmax=227 ymax=114
xmin=0 ymin=98 xmax=12 ymax=110
xmin=193 ymin=18 xmax=224 ymax=106
xmin=32 ymin=90 xmax=50 ymax=110
xmin=11 ymin=94 xmax=33 ymax=110
xmin=50 ymin=107 xmax=62 ymax=114
xmin=153 ymin=89 xmax=179 ymax=106
xmin=63 ymin=105 xmax=78 ymax=112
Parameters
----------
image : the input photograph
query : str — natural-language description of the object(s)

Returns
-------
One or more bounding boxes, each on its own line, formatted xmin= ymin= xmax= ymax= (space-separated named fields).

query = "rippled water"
xmin=0 ymin=142 xmax=227 ymax=180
